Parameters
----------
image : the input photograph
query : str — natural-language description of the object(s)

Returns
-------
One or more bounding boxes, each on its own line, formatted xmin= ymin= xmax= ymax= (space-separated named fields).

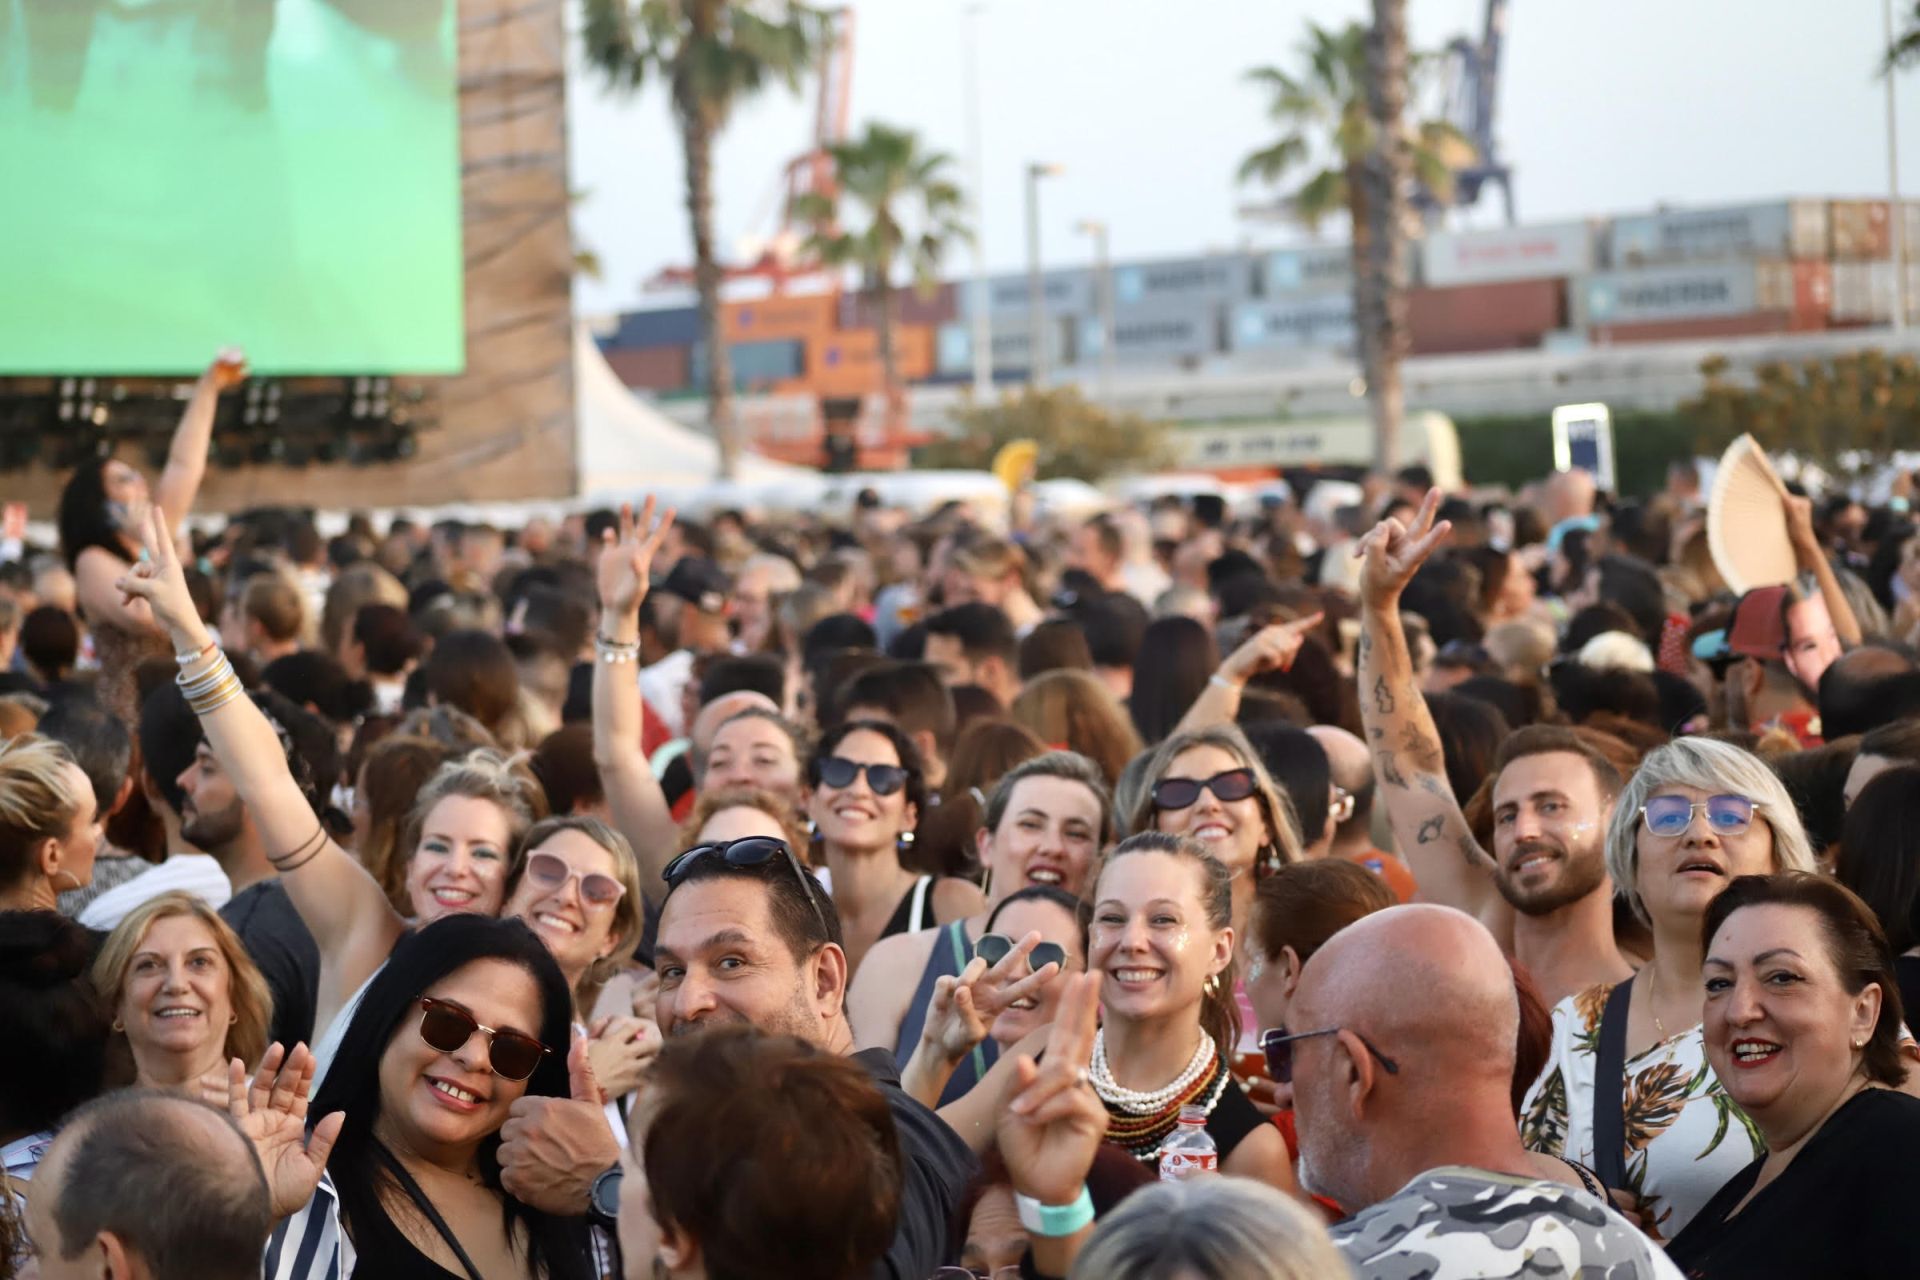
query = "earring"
xmin=898 ymin=830 xmax=915 ymax=853
xmin=111 ymin=1019 xmax=124 ymax=1033
xmin=52 ymin=869 xmax=82 ymax=893
xmin=652 ymin=1259 xmax=672 ymax=1280
xmin=806 ymin=816 xmax=819 ymax=839
xmin=1204 ymin=973 xmax=1219 ymax=997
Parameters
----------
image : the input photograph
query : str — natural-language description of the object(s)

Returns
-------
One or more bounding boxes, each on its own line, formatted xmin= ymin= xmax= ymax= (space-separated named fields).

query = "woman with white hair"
xmin=1067 ymin=1177 xmax=1344 ymax=1280
xmin=1520 ymin=736 xmax=1816 ymax=1241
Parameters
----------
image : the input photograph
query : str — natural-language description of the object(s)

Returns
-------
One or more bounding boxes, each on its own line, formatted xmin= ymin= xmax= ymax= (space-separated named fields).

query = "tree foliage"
xmin=1681 ymin=350 xmax=1920 ymax=470
xmin=916 ymin=389 xmax=1176 ymax=483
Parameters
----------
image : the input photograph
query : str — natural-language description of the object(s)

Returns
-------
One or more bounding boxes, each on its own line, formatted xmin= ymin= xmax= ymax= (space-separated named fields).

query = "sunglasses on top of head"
xmin=814 ymin=755 xmax=910 ymax=796
xmin=522 ymin=850 xmax=626 ymax=910
xmin=662 ymin=836 xmax=830 ymax=936
xmin=1151 ymin=767 xmax=1257 ymax=812
xmin=1639 ymin=794 xmax=1763 ymax=839
xmin=417 ymin=997 xmax=551 ymax=1082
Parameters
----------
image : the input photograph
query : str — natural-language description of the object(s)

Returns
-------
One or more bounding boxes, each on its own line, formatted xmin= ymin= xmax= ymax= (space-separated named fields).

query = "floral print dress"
xmin=1519 ymin=982 xmax=1763 ymax=1243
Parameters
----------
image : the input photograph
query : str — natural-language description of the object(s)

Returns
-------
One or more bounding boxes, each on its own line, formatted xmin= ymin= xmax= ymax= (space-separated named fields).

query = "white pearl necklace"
xmin=1089 ymin=1028 xmax=1215 ymax=1115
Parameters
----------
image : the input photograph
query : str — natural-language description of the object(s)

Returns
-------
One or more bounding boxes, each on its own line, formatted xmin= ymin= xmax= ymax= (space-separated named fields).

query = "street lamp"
xmin=1026 ymin=161 xmax=1063 ymax=388
xmin=1077 ymin=219 xmax=1114 ymax=405
xmin=962 ymin=4 xmax=992 ymax=395
xmin=1886 ymin=0 xmax=1907 ymax=331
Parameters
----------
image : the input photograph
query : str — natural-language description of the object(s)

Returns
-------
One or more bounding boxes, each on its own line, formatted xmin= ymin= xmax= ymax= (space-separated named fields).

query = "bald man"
xmin=1289 ymin=905 xmax=1680 ymax=1280
xmin=26 ymin=1090 xmax=273 ymax=1280
xmin=1306 ymin=725 xmax=1415 ymax=902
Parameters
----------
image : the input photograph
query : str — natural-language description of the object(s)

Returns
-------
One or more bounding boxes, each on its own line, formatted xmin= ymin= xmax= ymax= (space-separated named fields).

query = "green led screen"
xmin=0 ymin=0 xmax=463 ymax=375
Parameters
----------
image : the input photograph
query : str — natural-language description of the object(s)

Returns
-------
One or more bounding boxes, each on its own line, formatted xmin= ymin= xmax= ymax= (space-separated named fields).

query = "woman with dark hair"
xmin=1086 ymin=833 xmax=1293 ymax=1190
xmin=1016 ymin=619 xmax=1094 ymax=682
xmin=1127 ymin=616 xmax=1218 ymax=745
xmin=271 ymin=914 xmax=596 ymax=1280
xmin=1666 ymin=873 xmax=1920 ymax=1277
xmin=912 ymin=720 xmax=1048 ymax=882
xmin=1834 ymin=764 xmax=1920 ymax=1016
xmin=807 ymin=717 xmax=983 ymax=978
xmin=423 ymin=630 xmax=525 ymax=748
xmin=57 ymin=350 xmax=245 ymax=723
xmin=1011 ymin=670 xmax=1144 ymax=791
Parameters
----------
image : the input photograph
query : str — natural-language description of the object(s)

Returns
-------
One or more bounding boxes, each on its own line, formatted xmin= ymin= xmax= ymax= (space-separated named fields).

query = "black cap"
xmin=657 ymin=558 xmax=731 ymax=614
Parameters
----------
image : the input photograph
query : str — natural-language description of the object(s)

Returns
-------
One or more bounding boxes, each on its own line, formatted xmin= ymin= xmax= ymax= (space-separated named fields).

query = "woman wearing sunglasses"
xmin=805 ymin=719 xmax=983 ymax=978
xmin=1520 ymin=737 xmax=1816 ymax=1240
xmin=848 ymin=752 xmax=1112 ymax=1106
xmin=270 ymin=913 xmax=597 ymax=1280
xmin=1086 ymin=832 xmax=1294 ymax=1191
xmin=116 ymin=508 xmax=643 ymax=1043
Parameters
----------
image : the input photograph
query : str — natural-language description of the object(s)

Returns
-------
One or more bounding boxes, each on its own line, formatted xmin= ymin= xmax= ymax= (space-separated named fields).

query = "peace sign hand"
xmin=228 ymin=1043 xmax=344 ymax=1220
xmin=1356 ymin=487 xmax=1453 ymax=610
xmin=114 ymin=503 xmax=211 ymax=650
xmin=1218 ymin=611 xmax=1327 ymax=686
xmin=995 ymin=972 xmax=1107 ymax=1208
xmin=596 ymin=497 xmax=677 ymax=618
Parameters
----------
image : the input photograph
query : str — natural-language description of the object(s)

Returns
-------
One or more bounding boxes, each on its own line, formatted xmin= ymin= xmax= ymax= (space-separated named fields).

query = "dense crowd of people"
xmin=8 ymin=352 xmax=1920 ymax=1277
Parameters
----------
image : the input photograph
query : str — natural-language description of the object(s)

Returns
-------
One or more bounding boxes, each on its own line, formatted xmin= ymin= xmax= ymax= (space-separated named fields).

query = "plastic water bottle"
xmin=1157 ymin=1105 xmax=1218 ymax=1181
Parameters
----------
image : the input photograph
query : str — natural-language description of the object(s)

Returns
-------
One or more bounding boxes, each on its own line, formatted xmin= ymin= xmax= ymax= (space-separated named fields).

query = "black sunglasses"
xmin=1151 ymin=767 xmax=1257 ymax=812
xmin=974 ymin=932 xmax=1066 ymax=975
xmin=663 ymin=836 xmax=830 ymax=938
xmin=1260 ymin=1025 xmax=1400 ymax=1084
xmin=814 ymin=755 xmax=910 ymax=796
xmin=417 ymin=998 xmax=551 ymax=1082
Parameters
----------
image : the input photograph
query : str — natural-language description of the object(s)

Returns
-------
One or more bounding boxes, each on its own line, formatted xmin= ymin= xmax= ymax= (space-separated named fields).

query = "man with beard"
xmin=1286 ymin=905 xmax=1681 ymax=1279
xmin=1358 ymin=493 xmax=1631 ymax=1004
xmin=497 ymin=838 xmax=977 ymax=1278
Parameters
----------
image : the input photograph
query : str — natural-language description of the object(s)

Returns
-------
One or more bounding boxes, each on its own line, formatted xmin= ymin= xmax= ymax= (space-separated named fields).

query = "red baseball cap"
xmin=1724 ymin=585 xmax=1789 ymax=661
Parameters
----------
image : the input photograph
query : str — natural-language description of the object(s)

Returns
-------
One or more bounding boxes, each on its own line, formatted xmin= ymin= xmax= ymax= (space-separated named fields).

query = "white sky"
xmin=567 ymin=0 xmax=1920 ymax=315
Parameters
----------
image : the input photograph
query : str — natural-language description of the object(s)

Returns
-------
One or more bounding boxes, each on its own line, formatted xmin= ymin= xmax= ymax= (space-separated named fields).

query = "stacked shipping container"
xmin=593 ymin=195 xmax=1918 ymax=406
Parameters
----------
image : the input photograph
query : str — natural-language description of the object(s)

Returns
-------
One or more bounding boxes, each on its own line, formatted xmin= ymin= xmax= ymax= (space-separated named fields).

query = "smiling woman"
xmin=92 ymin=891 xmax=271 ymax=1098
xmin=1667 ymin=873 xmax=1920 ymax=1277
xmin=269 ymin=914 xmax=596 ymax=1280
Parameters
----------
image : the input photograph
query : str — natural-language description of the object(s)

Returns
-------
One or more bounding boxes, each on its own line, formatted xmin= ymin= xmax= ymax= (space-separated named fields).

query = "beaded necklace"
xmin=1090 ymin=1030 xmax=1229 ymax=1161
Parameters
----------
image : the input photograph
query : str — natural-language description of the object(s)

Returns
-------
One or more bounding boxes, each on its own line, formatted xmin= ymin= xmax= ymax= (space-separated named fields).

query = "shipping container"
xmin=1902 ymin=201 xmax=1920 ymax=261
xmin=1076 ymin=302 xmax=1224 ymax=364
xmin=1753 ymin=260 xmax=1832 ymax=318
xmin=837 ymin=283 xmax=959 ymax=330
xmin=1231 ymin=293 xmax=1355 ymax=351
xmin=964 ymin=269 xmax=1095 ymax=318
xmin=605 ymin=306 xmax=702 ymax=350
xmin=808 ymin=326 xmax=936 ymax=391
xmin=1576 ymin=264 xmax=1761 ymax=327
xmin=1830 ymin=200 xmax=1893 ymax=260
xmin=1109 ymin=254 xmax=1255 ymax=307
xmin=1258 ymin=244 xmax=1351 ymax=296
xmin=1606 ymin=200 xmax=1828 ymax=267
xmin=604 ymin=345 xmax=691 ymax=393
xmin=1829 ymin=261 xmax=1920 ymax=322
xmin=1407 ymin=278 xmax=1565 ymax=355
xmin=1420 ymin=222 xmax=1597 ymax=287
xmin=690 ymin=338 xmax=806 ymax=389
xmin=721 ymin=292 xmax=838 ymax=342
xmin=1590 ymin=313 xmax=1798 ymax=345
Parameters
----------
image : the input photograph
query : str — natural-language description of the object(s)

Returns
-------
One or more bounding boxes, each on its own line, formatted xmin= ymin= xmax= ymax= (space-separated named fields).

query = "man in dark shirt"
xmin=496 ymin=843 xmax=977 ymax=1278
xmin=218 ymin=878 xmax=319 ymax=1049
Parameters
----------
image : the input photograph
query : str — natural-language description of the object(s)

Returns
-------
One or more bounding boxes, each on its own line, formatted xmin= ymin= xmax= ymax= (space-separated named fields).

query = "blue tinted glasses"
xmin=1640 ymin=794 xmax=1761 ymax=839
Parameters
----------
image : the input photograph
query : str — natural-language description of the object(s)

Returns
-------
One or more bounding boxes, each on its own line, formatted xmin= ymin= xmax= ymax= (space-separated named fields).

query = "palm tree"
xmin=793 ymin=121 xmax=970 ymax=413
xmin=581 ymin=0 xmax=827 ymax=479
xmin=1239 ymin=18 xmax=1471 ymax=470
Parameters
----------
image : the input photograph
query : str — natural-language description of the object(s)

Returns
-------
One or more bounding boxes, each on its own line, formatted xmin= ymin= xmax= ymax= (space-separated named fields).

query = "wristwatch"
xmin=1013 ymin=1186 xmax=1094 ymax=1237
xmin=587 ymin=1165 xmax=624 ymax=1230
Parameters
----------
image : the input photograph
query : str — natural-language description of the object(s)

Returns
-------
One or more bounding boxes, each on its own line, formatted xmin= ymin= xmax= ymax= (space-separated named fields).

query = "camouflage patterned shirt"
xmin=1331 ymin=1166 xmax=1685 ymax=1279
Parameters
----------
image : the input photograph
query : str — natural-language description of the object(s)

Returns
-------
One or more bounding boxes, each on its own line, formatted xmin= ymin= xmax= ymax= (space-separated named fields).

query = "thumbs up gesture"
xmin=498 ymin=1032 xmax=621 ymax=1215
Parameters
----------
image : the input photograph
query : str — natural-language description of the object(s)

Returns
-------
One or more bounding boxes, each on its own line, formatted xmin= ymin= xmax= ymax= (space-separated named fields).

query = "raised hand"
xmin=229 ymin=1043 xmax=344 ymax=1220
xmin=1217 ymin=611 xmax=1327 ymax=686
xmin=920 ymin=958 xmax=993 ymax=1062
xmin=596 ymin=497 xmax=677 ymax=618
xmin=499 ymin=1033 xmax=619 ymax=1215
xmin=1356 ymin=487 xmax=1453 ymax=610
xmin=114 ymin=504 xmax=209 ymax=647
xmin=206 ymin=347 xmax=250 ymax=392
xmin=995 ymin=972 xmax=1107 ymax=1208
xmin=1782 ymin=493 xmax=1822 ymax=561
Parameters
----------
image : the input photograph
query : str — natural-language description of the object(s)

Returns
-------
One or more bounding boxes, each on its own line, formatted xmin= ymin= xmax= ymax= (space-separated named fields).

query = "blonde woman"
xmin=92 ymin=891 xmax=272 ymax=1102
xmin=0 ymin=734 xmax=99 ymax=913
xmin=1521 ymin=737 xmax=1818 ymax=1240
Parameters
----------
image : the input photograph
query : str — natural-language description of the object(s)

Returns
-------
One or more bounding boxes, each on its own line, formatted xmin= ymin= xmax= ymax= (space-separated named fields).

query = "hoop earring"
xmin=52 ymin=869 xmax=82 ymax=893
xmin=111 ymin=1019 xmax=124 ymax=1033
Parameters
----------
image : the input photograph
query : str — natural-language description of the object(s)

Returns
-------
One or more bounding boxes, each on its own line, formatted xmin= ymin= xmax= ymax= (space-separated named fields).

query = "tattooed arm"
xmin=1355 ymin=491 xmax=1504 ymax=921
